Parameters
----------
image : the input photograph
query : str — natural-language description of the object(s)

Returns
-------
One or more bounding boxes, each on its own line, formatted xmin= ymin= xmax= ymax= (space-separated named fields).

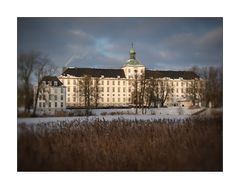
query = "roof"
xmin=40 ymin=76 xmax=63 ymax=86
xmin=61 ymin=68 xmax=126 ymax=78
xmin=60 ymin=67 xmax=199 ymax=80
xmin=145 ymin=70 xmax=199 ymax=80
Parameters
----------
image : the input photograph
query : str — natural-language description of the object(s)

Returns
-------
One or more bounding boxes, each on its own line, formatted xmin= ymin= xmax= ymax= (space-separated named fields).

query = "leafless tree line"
xmin=190 ymin=66 xmax=223 ymax=108
xmin=77 ymin=76 xmax=101 ymax=115
xmin=130 ymin=74 xmax=174 ymax=114
xmin=17 ymin=51 xmax=56 ymax=116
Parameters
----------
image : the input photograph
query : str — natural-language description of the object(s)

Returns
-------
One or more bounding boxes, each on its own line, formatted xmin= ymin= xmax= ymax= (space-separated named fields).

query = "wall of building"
xmin=35 ymin=85 xmax=66 ymax=115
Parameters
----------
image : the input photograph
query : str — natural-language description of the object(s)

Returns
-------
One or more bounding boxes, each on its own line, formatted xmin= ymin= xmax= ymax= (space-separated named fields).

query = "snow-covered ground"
xmin=17 ymin=107 xmax=206 ymax=125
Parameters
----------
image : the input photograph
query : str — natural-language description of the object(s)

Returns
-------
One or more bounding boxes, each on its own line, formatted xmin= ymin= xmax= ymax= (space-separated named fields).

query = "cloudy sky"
xmin=18 ymin=17 xmax=222 ymax=72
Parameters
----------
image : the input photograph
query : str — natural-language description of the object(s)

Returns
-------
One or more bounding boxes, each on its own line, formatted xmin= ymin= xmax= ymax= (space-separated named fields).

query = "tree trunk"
xmin=32 ymin=86 xmax=40 ymax=116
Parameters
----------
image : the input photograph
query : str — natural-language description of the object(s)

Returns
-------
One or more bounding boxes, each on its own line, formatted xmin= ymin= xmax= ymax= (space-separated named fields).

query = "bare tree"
xmin=189 ymin=66 xmax=223 ymax=107
xmin=130 ymin=70 xmax=139 ymax=114
xmin=79 ymin=75 xmax=94 ymax=115
xmin=138 ymin=74 xmax=147 ymax=114
xmin=32 ymin=54 xmax=56 ymax=116
xmin=144 ymin=77 xmax=158 ymax=108
xmin=17 ymin=52 xmax=38 ymax=112
xmin=186 ymin=79 xmax=200 ymax=106
xmin=159 ymin=80 xmax=173 ymax=107
xmin=93 ymin=77 xmax=101 ymax=108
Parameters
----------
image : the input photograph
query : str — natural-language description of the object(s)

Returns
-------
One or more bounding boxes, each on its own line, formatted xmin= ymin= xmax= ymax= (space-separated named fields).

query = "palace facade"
xmin=57 ymin=46 xmax=204 ymax=108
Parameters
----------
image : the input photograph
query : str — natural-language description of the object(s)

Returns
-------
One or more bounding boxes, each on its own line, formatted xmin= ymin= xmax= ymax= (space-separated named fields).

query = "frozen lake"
xmin=17 ymin=107 xmax=205 ymax=125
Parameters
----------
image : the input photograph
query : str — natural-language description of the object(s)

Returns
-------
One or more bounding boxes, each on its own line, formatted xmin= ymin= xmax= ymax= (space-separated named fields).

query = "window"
xmin=181 ymin=82 xmax=183 ymax=87
xmin=49 ymin=95 xmax=52 ymax=100
xmin=107 ymin=80 xmax=109 ymax=85
xmin=176 ymin=82 xmax=178 ymax=86
xmin=112 ymin=81 xmax=115 ymax=85
xmin=102 ymin=94 xmax=104 ymax=96
xmin=55 ymin=102 xmax=57 ymax=108
xmin=181 ymin=89 xmax=183 ymax=93
xmin=123 ymin=81 xmax=125 ymax=85
xmin=107 ymin=87 xmax=109 ymax=92
xmin=112 ymin=98 xmax=115 ymax=102
xmin=112 ymin=88 xmax=115 ymax=92
xmin=118 ymin=98 xmax=120 ymax=102
xmin=176 ymin=89 xmax=178 ymax=93
xmin=113 ymin=94 xmax=115 ymax=96
xmin=68 ymin=80 xmax=70 ymax=85
xmin=118 ymin=87 xmax=120 ymax=92
xmin=39 ymin=102 xmax=41 ymax=107
xmin=39 ymin=95 xmax=42 ymax=100
xmin=55 ymin=95 xmax=57 ymax=100
xmin=123 ymin=98 xmax=125 ymax=102
xmin=101 ymin=87 xmax=104 ymax=92
xmin=123 ymin=87 xmax=125 ymax=92
xmin=118 ymin=81 xmax=120 ymax=85
xmin=54 ymin=88 xmax=57 ymax=93
xmin=43 ymin=95 xmax=46 ymax=100
xmin=101 ymin=80 xmax=104 ymax=85
xmin=54 ymin=81 xmax=57 ymax=86
xmin=107 ymin=94 xmax=109 ymax=96
xmin=61 ymin=88 xmax=64 ymax=93
xmin=61 ymin=102 xmax=63 ymax=107
xmin=128 ymin=88 xmax=131 ymax=92
xmin=49 ymin=102 xmax=51 ymax=108
xmin=68 ymin=87 xmax=70 ymax=92
xmin=73 ymin=86 xmax=76 ymax=92
xmin=43 ymin=103 xmax=45 ymax=108
xmin=61 ymin=95 xmax=63 ymax=100
xmin=68 ymin=97 xmax=70 ymax=102
xmin=73 ymin=80 xmax=76 ymax=85
xmin=73 ymin=97 xmax=76 ymax=102
xmin=107 ymin=98 xmax=109 ymax=102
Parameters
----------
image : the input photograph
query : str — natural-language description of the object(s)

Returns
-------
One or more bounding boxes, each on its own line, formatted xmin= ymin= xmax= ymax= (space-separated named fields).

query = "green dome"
xmin=130 ymin=47 xmax=136 ymax=54
xmin=126 ymin=58 xmax=142 ymax=65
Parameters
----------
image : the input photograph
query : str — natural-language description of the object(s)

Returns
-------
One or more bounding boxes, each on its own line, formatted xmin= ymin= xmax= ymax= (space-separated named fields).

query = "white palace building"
xmin=36 ymin=45 xmax=204 ymax=114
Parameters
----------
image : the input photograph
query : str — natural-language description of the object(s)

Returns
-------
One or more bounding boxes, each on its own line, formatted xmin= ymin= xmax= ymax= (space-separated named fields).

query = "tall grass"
xmin=18 ymin=116 xmax=222 ymax=171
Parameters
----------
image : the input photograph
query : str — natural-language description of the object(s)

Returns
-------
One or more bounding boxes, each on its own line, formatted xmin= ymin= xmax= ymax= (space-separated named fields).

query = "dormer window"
xmin=54 ymin=81 xmax=57 ymax=86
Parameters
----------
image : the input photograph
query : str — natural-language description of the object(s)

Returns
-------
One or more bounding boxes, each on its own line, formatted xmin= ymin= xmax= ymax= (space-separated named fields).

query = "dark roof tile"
xmin=145 ymin=70 xmax=199 ymax=80
xmin=61 ymin=68 xmax=125 ymax=78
